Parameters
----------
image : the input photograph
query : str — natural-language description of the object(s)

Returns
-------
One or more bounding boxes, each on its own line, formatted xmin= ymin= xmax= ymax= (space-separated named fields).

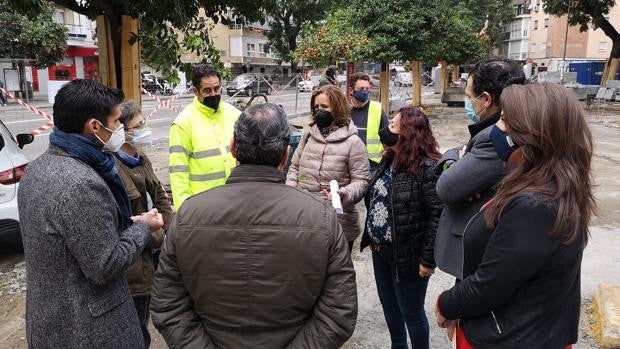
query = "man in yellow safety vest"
xmin=349 ymin=73 xmax=389 ymax=172
xmin=169 ymin=64 xmax=241 ymax=208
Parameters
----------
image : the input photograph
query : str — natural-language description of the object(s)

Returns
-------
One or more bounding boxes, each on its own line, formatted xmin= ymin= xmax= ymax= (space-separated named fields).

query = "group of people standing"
xmin=17 ymin=57 xmax=594 ymax=349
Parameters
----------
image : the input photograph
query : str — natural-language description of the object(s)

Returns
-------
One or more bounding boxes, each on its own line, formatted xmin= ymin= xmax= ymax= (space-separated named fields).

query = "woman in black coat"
xmin=435 ymin=83 xmax=595 ymax=349
xmin=361 ymin=106 xmax=443 ymax=349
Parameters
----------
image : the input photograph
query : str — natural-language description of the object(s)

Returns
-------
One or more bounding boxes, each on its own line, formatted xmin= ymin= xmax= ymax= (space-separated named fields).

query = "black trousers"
xmin=132 ymin=296 xmax=151 ymax=348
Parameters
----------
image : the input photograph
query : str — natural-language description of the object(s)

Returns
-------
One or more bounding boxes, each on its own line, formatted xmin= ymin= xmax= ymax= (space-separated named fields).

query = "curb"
xmin=590 ymin=284 xmax=620 ymax=348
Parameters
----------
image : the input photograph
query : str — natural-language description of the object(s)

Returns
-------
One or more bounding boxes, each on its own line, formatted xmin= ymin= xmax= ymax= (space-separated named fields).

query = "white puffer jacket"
xmin=287 ymin=121 xmax=371 ymax=241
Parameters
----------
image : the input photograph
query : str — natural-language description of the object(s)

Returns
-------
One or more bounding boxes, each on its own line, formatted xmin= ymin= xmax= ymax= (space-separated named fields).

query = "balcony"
xmin=65 ymin=24 xmax=96 ymax=43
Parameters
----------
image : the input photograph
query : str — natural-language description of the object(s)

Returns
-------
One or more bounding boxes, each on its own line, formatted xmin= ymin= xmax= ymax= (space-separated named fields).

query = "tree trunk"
xmin=410 ymin=60 xmax=422 ymax=107
xmin=120 ymin=15 xmax=141 ymax=104
xmin=602 ymin=39 xmax=620 ymax=86
xmin=440 ymin=60 xmax=449 ymax=93
xmin=380 ymin=62 xmax=390 ymax=113
xmin=451 ymin=64 xmax=460 ymax=83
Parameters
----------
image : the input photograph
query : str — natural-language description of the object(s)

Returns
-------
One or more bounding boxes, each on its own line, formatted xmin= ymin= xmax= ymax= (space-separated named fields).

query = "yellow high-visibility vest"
xmin=366 ymin=100 xmax=384 ymax=163
xmin=169 ymin=97 xmax=240 ymax=208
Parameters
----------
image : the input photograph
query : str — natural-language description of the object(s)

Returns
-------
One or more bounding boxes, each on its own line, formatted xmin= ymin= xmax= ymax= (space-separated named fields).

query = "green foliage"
xmin=8 ymin=0 xmax=265 ymax=85
xmin=262 ymin=0 xmax=339 ymax=69
xmin=348 ymin=0 xmax=491 ymax=65
xmin=450 ymin=0 xmax=514 ymax=48
xmin=0 ymin=0 xmax=67 ymax=69
xmin=294 ymin=9 xmax=370 ymax=67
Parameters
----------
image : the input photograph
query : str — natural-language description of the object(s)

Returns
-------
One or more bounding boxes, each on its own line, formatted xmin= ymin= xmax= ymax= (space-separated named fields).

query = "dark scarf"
xmin=49 ymin=127 xmax=133 ymax=230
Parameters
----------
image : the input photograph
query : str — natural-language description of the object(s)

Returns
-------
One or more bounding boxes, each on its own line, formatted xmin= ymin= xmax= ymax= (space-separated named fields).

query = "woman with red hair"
xmin=360 ymin=107 xmax=443 ymax=349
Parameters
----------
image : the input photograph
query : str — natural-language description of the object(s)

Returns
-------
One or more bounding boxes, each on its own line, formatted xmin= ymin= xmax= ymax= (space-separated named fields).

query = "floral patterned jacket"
xmin=361 ymin=156 xmax=444 ymax=276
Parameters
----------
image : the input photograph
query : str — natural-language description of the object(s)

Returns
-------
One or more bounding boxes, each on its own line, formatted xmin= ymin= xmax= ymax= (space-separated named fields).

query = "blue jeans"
xmin=372 ymin=252 xmax=430 ymax=349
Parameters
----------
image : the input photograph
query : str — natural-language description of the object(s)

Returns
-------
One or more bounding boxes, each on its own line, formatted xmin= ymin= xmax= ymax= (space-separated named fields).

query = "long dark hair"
xmin=385 ymin=107 xmax=441 ymax=175
xmin=485 ymin=83 xmax=595 ymax=246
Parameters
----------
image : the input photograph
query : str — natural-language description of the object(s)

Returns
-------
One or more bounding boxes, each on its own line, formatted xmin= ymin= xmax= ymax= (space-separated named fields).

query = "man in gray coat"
xmin=18 ymin=79 xmax=163 ymax=348
xmin=434 ymin=59 xmax=525 ymax=280
xmin=151 ymin=103 xmax=357 ymax=349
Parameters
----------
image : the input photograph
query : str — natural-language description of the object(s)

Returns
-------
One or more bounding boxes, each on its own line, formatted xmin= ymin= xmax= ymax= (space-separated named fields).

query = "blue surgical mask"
xmin=352 ymin=90 xmax=371 ymax=103
xmin=127 ymin=127 xmax=153 ymax=147
xmin=464 ymin=95 xmax=484 ymax=123
xmin=490 ymin=125 xmax=519 ymax=161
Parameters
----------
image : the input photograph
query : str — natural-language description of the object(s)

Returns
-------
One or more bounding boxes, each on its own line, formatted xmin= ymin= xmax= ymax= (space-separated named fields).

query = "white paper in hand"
xmin=329 ymin=180 xmax=344 ymax=214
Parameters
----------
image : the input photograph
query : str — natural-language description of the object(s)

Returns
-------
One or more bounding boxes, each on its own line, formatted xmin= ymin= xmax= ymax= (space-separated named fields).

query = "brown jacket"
xmin=286 ymin=122 xmax=370 ymax=241
xmin=151 ymin=165 xmax=357 ymax=349
xmin=116 ymin=152 xmax=173 ymax=297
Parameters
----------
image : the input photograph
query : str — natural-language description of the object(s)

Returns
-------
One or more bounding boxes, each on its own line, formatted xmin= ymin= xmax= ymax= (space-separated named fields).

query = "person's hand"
xmin=321 ymin=189 xmax=332 ymax=201
xmin=131 ymin=208 xmax=164 ymax=232
xmin=419 ymin=264 xmax=435 ymax=278
xmin=458 ymin=144 xmax=467 ymax=159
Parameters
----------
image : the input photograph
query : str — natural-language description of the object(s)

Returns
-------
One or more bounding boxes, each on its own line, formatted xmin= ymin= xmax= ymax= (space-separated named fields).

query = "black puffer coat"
xmin=361 ymin=156 xmax=444 ymax=276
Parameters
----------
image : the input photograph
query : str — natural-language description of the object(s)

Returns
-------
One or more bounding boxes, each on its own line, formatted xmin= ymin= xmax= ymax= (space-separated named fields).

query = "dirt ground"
xmin=1 ymin=104 xmax=618 ymax=348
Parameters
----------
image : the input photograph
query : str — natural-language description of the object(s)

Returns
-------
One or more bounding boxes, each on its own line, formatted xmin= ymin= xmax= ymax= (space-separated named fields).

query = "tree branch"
xmin=593 ymin=16 xmax=620 ymax=41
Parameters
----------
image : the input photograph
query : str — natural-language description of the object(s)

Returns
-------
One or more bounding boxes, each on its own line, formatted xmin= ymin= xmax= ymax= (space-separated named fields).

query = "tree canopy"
xmin=262 ymin=0 xmax=339 ymax=72
xmin=347 ymin=0 xmax=492 ymax=65
xmin=294 ymin=9 xmax=370 ymax=67
xmin=0 ymin=0 xmax=67 ymax=69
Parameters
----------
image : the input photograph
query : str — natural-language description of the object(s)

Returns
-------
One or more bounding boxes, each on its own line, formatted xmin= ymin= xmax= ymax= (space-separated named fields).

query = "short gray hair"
xmin=233 ymin=103 xmax=291 ymax=167
xmin=119 ymin=100 xmax=142 ymax=126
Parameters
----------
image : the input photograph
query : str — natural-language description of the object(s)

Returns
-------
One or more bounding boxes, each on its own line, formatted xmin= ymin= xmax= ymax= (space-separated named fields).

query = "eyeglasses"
xmin=125 ymin=119 xmax=146 ymax=132
xmin=200 ymin=85 xmax=221 ymax=95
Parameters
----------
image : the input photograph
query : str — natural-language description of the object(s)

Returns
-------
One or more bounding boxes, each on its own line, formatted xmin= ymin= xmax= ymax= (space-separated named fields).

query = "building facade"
xmin=499 ymin=0 xmax=532 ymax=61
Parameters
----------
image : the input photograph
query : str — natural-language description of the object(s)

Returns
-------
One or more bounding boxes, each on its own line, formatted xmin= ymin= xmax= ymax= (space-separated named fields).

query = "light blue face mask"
xmin=464 ymin=95 xmax=483 ymax=123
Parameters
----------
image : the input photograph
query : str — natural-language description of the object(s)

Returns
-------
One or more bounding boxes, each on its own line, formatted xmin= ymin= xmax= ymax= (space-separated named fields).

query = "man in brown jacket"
xmin=151 ymin=103 xmax=358 ymax=348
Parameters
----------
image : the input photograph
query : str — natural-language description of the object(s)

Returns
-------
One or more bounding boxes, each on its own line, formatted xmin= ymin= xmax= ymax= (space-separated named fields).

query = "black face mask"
xmin=202 ymin=95 xmax=221 ymax=111
xmin=379 ymin=127 xmax=399 ymax=147
xmin=490 ymin=125 xmax=519 ymax=161
xmin=315 ymin=109 xmax=334 ymax=128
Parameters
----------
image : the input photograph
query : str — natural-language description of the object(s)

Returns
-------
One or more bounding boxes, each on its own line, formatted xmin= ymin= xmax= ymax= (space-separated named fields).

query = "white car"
xmin=297 ymin=80 xmax=315 ymax=92
xmin=0 ymin=119 xmax=33 ymax=244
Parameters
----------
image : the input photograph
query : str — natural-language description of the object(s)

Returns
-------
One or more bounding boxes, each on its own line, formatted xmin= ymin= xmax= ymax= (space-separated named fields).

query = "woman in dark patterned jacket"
xmin=361 ymin=106 xmax=444 ymax=349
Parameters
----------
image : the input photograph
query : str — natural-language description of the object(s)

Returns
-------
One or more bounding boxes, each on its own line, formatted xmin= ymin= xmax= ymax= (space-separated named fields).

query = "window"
xmin=544 ymin=18 xmax=549 ymax=28
xmin=258 ymin=43 xmax=266 ymax=57
xmin=531 ymin=43 xmax=537 ymax=52
xmin=534 ymin=20 xmax=538 ymax=30
xmin=541 ymin=42 xmax=546 ymax=52
xmin=599 ymin=42 xmax=609 ymax=52
xmin=54 ymin=10 xmax=65 ymax=24
xmin=246 ymin=43 xmax=255 ymax=57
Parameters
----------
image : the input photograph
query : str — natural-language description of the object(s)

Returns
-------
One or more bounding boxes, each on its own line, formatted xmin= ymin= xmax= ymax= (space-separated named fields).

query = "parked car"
xmin=394 ymin=72 xmax=412 ymax=87
xmin=297 ymin=79 xmax=316 ymax=92
xmin=141 ymin=72 xmax=158 ymax=94
xmin=155 ymin=77 xmax=174 ymax=95
xmin=226 ymin=74 xmax=273 ymax=97
xmin=0 ymin=119 xmax=33 ymax=244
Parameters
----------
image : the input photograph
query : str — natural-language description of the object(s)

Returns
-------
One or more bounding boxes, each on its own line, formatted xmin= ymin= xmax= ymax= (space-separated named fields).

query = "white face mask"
xmin=127 ymin=127 xmax=153 ymax=146
xmin=95 ymin=121 xmax=125 ymax=152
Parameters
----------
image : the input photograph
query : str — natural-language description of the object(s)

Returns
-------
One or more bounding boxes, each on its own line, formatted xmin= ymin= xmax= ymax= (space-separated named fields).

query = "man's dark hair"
xmin=119 ymin=100 xmax=141 ymax=126
xmin=326 ymin=65 xmax=338 ymax=78
xmin=469 ymin=58 xmax=526 ymax=105
xmin=234 ymin=103 xmax=291 ymax=167
xmin=192 ymin=64 xmax=222 ymax=87
xmin=349 ymin=73 xmax=371 ymax=89
xmin=53 ymin=79 xmax=124 ymax=133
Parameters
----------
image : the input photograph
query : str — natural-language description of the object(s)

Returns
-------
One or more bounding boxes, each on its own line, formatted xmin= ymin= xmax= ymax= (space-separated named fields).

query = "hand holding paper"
xmin=329 ymin=180 xmax=343 ymax=214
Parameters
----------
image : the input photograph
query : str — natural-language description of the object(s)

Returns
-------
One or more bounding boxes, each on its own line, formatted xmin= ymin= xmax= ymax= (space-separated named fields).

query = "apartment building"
xmin=498 ymin=0 xmax=532 ymax=61
xmin=180 ymin=14 xmax=291 ymax=78
xmin=528 ymin=0 xmax=619 ymax=72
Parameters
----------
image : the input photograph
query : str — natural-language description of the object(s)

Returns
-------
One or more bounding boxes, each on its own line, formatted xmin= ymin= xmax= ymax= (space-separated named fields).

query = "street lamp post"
xmin=560 ymin=5 xmax=570 ymax=85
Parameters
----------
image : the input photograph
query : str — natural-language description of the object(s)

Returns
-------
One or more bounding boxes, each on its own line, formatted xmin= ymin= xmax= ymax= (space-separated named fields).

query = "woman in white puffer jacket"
xmin=287 ymin=85 xmax=371 ymax=252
